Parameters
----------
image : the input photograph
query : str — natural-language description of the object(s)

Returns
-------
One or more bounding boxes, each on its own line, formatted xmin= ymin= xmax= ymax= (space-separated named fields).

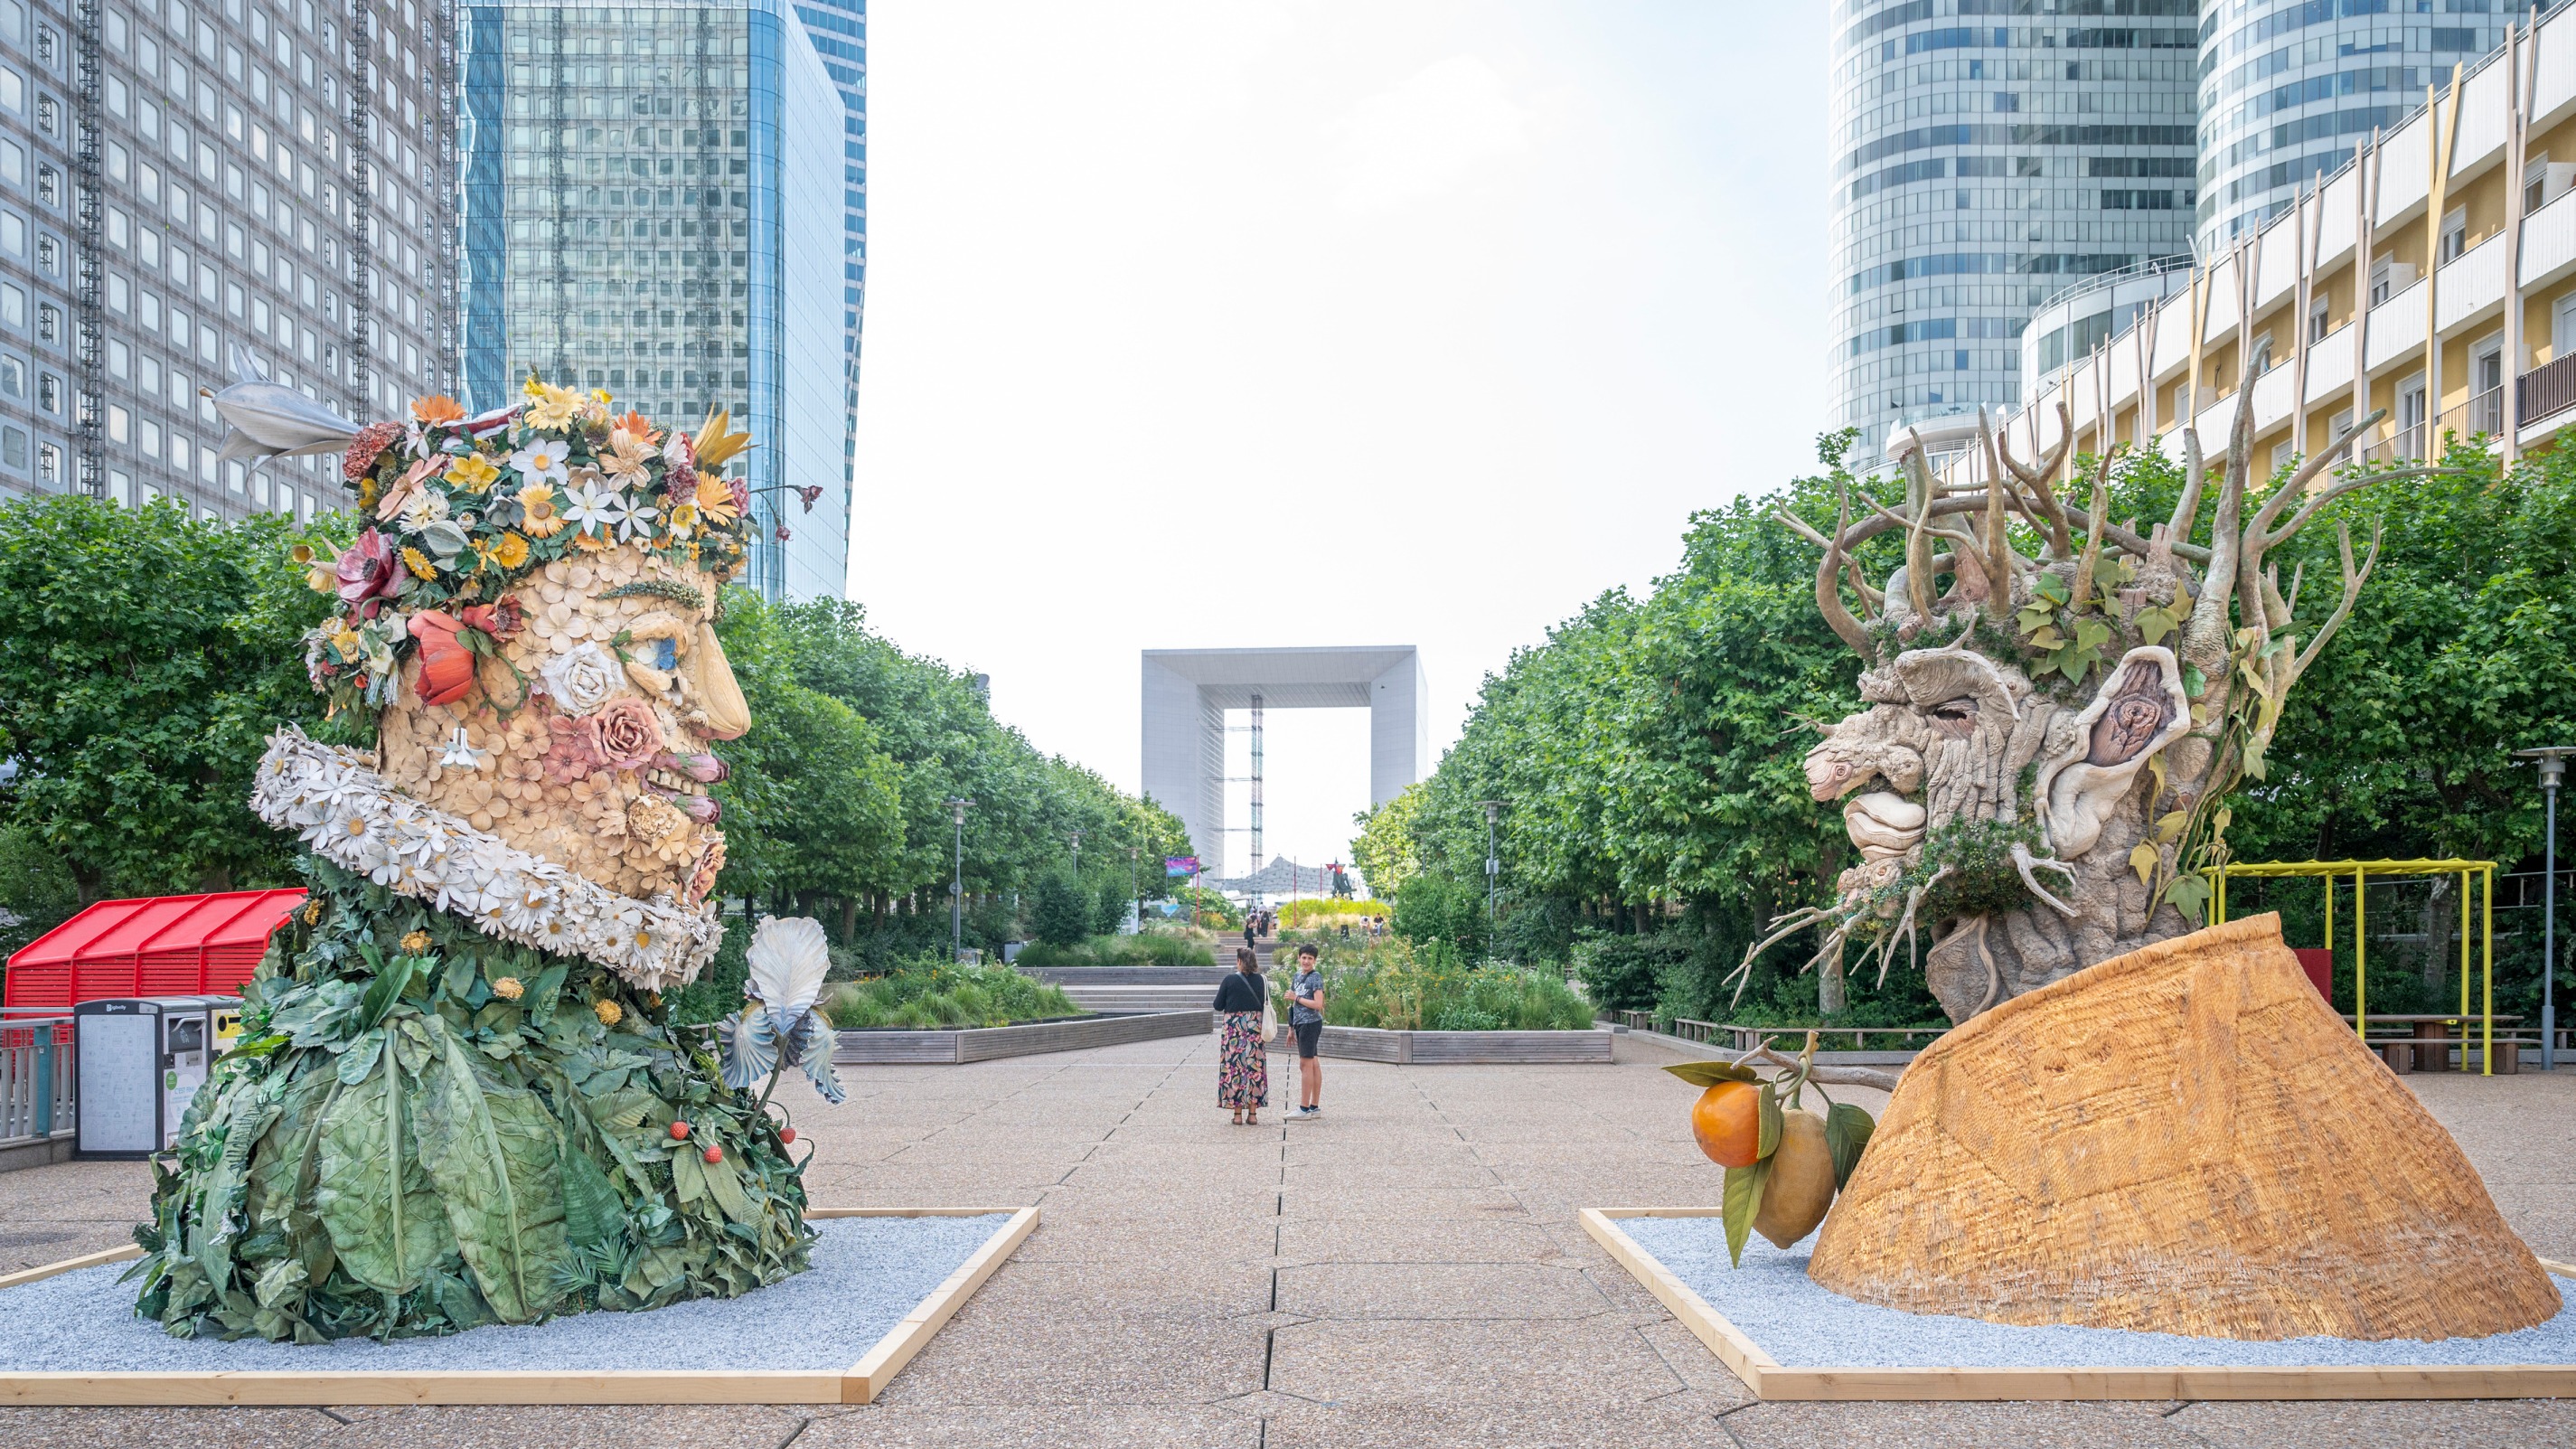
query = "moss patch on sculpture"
xmin=129 ymin=858 xmax=812 ymax=1341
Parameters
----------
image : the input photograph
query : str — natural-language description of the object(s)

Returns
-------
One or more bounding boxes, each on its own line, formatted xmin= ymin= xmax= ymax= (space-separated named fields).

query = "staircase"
xmin=1019 ymin=965 xmax=1233 ymax=1015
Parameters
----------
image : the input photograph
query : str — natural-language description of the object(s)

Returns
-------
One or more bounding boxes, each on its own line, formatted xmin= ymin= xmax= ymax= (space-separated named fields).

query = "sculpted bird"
xmin=719 ymin=916 xmax=844 ymax=1104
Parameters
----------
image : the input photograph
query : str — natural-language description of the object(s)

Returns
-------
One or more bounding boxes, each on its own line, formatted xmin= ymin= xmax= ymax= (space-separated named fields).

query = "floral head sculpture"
xmin=252 ymin=379 xmax=763 ymax=991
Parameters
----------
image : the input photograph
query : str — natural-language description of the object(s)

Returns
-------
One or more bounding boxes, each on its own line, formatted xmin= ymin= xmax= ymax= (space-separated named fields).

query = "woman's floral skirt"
xmin=1218 ymin=1011 xmax=1268 ymax=1109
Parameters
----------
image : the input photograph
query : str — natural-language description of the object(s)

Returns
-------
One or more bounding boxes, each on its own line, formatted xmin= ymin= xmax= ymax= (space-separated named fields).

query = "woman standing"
xmin=1213 ymin=945 xmax=1270 ymax=1125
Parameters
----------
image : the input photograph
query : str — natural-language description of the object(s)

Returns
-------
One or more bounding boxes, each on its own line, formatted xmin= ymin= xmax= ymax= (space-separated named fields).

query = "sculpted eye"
xmin=1926 ymin=697 xmax=1978 ymax=739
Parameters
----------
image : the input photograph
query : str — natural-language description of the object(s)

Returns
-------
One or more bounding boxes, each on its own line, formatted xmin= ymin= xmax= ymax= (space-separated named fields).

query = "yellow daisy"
xmin=518 ymin=481 xmax=565 ymax=538
xmin=400 ymin=546 xmax=439 ymax=580
xmin=492 ymin=531 xmax=531 ymax=569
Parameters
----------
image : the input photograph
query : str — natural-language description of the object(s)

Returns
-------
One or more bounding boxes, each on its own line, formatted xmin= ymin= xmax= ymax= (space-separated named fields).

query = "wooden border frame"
xmin=0 ymin=1206 xmax=1037 ymax=1407
xmin=1584 ymin=1208 xmax=2576 ymax=1402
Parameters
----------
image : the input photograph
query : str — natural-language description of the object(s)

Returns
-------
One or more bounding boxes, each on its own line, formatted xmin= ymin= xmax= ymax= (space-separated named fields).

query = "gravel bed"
xmin=0 ymin=1213 xmax=1011 ymax=1373
xmin=1620 ymin=1215 xmax=2576 ymax=1369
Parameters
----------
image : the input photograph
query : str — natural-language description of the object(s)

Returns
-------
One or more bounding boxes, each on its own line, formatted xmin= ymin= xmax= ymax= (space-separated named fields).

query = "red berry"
xmin=702 ymin=1144 xmax=723 ymax=1163
xmin=669 ymin=1121 xmax=691 ymax=1141
xmin=777 ymin=1127 xmax=796 ymax=1144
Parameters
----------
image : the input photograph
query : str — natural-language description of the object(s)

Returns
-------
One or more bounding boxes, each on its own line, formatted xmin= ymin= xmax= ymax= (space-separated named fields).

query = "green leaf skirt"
xmin=129 ymin=857 xmax=814 ymax=1342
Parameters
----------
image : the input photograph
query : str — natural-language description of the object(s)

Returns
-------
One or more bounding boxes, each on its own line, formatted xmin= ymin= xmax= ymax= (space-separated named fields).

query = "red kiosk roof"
xmin=5 ymin=889 xmax=306 ymax=1010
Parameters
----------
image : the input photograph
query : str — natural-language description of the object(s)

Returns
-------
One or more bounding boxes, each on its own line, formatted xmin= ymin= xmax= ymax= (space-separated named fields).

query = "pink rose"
xmin=592 ymin=696 xmax=664 ymax=772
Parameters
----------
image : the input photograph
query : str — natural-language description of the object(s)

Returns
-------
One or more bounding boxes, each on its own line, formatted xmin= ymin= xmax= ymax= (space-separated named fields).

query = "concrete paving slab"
xmin=1266 ymin=1317 xmax=1686 ymax=1406
xmin=1273 ymin=1262 xmax=1610 ymax=1320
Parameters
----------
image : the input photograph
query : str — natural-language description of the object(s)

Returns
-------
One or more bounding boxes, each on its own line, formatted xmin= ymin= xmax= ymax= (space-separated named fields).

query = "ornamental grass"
xmin=1283 ymin=937 xmax=1593 ymax=1031
xmin=822 ymin=960 xmax=1084 ymax=1030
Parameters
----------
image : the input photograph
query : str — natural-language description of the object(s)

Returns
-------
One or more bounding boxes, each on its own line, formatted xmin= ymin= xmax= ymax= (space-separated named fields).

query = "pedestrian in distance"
xmin=1213 ymin=945 xmax=1270 ymax=1126
xmin=1243 ymin=915 xmax=1256 ymax=954
xmin=1287 ymin=943 xmax=1325 ymax=1118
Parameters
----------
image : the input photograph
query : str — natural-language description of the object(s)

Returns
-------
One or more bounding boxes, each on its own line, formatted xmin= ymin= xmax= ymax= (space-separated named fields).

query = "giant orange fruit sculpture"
xmin=1689 ymin=1079 xmax=1761 ymax=1168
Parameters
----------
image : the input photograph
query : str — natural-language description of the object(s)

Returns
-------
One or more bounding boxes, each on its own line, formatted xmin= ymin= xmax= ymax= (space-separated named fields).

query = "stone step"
xmin=1052 ymin=983 xmax=1221 ymax=1012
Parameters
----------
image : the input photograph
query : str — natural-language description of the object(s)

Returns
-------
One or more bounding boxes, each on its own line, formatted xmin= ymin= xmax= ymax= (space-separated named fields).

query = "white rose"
xmin=539 ymin=642 xmax=624 ymax=715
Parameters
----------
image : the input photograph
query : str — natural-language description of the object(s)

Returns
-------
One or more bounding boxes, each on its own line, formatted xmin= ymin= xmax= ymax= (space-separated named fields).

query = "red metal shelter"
xmin=4 ymin=889 xmax=306 ymax=1011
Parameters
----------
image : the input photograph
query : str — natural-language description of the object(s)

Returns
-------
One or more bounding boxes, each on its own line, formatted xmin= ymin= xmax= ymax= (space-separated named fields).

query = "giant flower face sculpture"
xmin=289 ymin=382 xmax=761 ymax=917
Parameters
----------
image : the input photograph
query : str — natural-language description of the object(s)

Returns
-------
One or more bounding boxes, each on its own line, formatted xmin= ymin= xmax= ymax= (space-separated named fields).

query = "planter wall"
xmin=836 ymin=1009 xmax=1209 ymax=1066
xmin=1274 ymin=1023 xmax=1613 ymax=1064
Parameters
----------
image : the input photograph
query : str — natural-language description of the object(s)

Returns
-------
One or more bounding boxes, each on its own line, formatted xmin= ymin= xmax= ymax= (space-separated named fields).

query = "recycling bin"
xmin=74 ymin=995 xmax=240 ymax=1158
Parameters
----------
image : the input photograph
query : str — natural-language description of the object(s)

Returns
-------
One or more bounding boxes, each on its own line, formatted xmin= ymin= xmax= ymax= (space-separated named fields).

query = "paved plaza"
xmin=3 ymin=1032 xmax=2573 ymax=1448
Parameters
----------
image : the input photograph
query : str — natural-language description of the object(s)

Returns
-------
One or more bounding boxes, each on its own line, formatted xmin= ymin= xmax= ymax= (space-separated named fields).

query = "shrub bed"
xmin=1278 ymin=938 xmax=1593 ymax=1031
xmin=823 ymin=960 xmax=1085 ymax=1030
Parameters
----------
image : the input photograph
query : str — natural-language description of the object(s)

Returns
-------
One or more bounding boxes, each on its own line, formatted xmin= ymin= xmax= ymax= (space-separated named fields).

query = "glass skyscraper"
xmin=457 ymin=0 xmax=847 ymax=602
xmin=1829 ymin=0 xmax=2200 ymax=456
xmin=786 ymin=0 xmax=858 ymax=530
xmin=2197 ymin=2 xmax=2510 ymax=251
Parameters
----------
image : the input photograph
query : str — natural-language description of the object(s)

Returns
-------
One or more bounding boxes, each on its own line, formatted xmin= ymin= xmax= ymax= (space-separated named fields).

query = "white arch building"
xmin=1141 ymin=646 xmax=1427 ymax=875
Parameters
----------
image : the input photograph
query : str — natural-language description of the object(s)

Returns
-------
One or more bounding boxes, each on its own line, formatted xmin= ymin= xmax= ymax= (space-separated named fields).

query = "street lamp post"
xmin=2516 ymin=748 xmax=2574 ymax=1071
xmin=1127 ymin=844 xmax=1139 ymax=931
xmin=946 ymin=796 xmax=974 ymax=962
xmin=1478 ymin=800 xmax=1503 ymax=927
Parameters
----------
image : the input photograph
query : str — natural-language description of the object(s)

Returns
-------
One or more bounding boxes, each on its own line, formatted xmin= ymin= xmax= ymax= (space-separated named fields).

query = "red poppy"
xmin=335 ymin=529 xmax=403 ymax=610
xmin=457 ymin=595 xmax=524 ymax=640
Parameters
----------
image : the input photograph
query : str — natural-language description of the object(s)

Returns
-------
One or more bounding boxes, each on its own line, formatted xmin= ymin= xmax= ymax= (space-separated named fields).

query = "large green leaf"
xmin=412 ymin=1019 xmax=571 ymax=1322
xmin=1755 ymin=1080 xmax=1782 ymax=1160
xmin=558 ymin=1133 xmax=627 ymax=1251
xmin=1823 ymin=1101 xmax=1876 ymax=1190
xmin=696 ymin=1146 xmax=758 ymax=1227
xmin=311 ymin=1036 xmax=450 ymax=1294
xmin=1661 ymin=1060 xmax=1759 ymax=1088
xmin=1721 ymin=1158 xmax=1772 ymax=1268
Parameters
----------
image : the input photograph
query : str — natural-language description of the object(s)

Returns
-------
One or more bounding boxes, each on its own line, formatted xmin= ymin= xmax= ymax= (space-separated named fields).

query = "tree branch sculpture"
xmin=1753 ymin=382 xmax=2450 ymax=1022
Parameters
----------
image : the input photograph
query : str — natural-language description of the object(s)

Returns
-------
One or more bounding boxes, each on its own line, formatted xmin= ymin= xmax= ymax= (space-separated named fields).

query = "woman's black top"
xmin=1213 ymin=973 xmax=1265 ymax=1013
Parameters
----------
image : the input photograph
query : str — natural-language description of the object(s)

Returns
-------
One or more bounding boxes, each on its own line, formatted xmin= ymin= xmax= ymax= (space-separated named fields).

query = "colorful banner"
xmin=1164 ymin=856 xmax=1199 ymax=877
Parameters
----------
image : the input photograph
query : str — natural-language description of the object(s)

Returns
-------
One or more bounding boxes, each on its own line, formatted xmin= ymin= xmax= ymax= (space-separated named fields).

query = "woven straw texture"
xmin=1807 ymin=914 xmax=2563 ymax=1341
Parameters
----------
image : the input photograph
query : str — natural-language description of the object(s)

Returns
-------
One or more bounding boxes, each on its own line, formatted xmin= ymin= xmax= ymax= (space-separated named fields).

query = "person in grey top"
xmin=1288 ymin=944 xmax=1325 ymax=1117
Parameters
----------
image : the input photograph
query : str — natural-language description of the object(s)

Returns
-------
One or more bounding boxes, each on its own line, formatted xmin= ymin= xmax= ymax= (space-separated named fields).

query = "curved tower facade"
xmin=2196 ymin=3 xmax=2508 ymax=252
xmin=1829 ymin=0 xmax=2200 ymax=458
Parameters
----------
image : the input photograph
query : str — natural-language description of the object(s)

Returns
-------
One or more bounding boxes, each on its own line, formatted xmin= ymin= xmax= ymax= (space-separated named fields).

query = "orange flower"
xmin=411 ymin=394 xmax=466 ymax=425
xmin=612 ymin=410 xmax=661 ymax=445
xmin=407 ymin=610 xmax=475 ymax=707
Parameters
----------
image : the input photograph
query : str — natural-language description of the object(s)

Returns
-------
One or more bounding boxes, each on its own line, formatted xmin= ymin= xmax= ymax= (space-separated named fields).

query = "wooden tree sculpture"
xmin=1752 ymin=381 xmax=2445 ymax=1024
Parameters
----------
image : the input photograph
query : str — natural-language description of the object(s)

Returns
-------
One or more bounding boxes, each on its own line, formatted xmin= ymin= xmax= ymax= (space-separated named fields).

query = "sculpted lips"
xmin=1843 ymin=791 xmax=1926 ymax=863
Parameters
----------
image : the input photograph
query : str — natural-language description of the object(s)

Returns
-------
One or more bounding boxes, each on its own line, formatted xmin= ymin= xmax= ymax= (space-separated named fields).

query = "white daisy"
xmin=560 ymin=478 xmax=616 ymax=539
xmin=509 ymin=438 xmax=573 ymax=488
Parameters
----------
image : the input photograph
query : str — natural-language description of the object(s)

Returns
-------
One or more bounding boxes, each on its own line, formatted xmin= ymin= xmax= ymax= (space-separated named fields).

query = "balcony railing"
xmin=0 ymin=1017 xmax=74 ymax=1146
xmin=2519 ymin=352 xmax=2576 ymax=431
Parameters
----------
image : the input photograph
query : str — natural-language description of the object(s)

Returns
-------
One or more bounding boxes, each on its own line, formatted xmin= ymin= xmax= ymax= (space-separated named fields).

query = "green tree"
xmin=0 ymin=496 xmax=346 ymax=908
xmin=1029 ymin=871 xmax=1091 ymax=946
xmin=1349 ymin=782 xmax=1426 ymax=900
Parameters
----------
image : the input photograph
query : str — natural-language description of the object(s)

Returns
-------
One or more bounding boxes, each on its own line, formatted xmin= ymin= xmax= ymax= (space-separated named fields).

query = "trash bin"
xmin=74 ymin=995 xmax=240 ymax=1158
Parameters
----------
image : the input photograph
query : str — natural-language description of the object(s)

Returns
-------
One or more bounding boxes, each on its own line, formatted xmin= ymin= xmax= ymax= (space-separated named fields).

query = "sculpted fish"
xmin=208 ymin=343 xmax=362 ymax=470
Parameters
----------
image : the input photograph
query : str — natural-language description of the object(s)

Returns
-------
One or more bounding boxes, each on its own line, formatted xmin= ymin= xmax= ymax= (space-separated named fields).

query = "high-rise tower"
xmin=1829 ymin=1 xmax=2199 ymax=457
xmin=456 ymin=0 xmax=848 ymax=602
xmin=2196 ymin=4 xmax=2510 ymax=252
xmin=0 ymin=0 xmax=451 ymax=517
xmin=786 ymin=0 xmax=859 ymax=563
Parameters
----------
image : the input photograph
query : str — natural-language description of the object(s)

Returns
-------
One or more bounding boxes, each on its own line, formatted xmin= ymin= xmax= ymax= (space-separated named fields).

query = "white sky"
xmin=849 ymin=2 xmax=1831 ymax=873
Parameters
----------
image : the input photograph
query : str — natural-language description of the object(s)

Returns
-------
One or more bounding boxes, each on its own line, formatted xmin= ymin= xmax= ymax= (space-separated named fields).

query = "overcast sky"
xmin=849 ymin=2 xmax=1831 ymax=878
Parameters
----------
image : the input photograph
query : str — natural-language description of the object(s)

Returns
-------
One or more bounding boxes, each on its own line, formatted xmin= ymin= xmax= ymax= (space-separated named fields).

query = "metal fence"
xmin=0 ymin=1016 xmax=75 ymax=1146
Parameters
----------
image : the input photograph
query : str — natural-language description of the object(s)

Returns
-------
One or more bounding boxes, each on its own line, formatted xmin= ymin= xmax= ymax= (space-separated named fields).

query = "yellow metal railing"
xmin=2207 ymin=858 xmax=2498 ymax=1075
